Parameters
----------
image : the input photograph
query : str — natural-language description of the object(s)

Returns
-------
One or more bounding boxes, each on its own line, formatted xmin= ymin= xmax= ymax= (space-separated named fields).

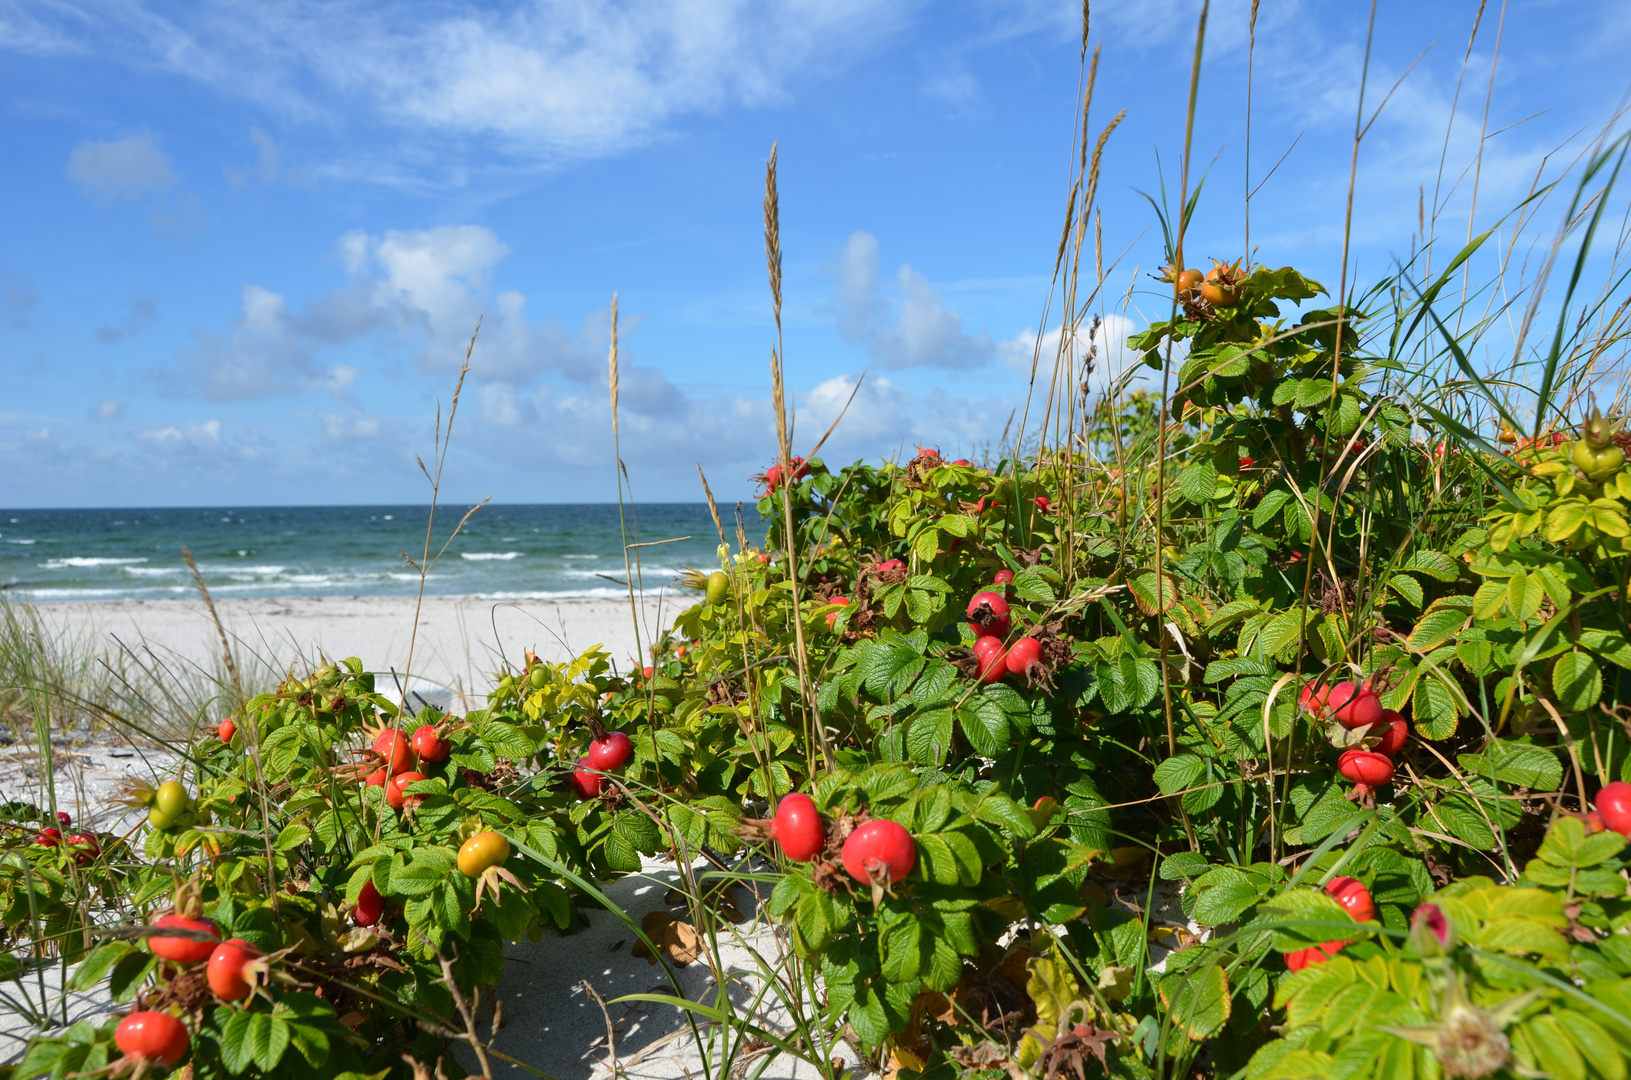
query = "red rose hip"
xmin=571 ymin=757 xmax=603 ymax=799
xmin=372 ymin=729 xmax=412 ymax=774
xmin=772 ymin=793 xmax=825 ymax=862
xmin=411 ymin=724 xmax=450 ymax=764
xmin=841 ymin=819 xmax=917 ymax=887
xmin=385 ymin=771 xmax=427 ymax=809
xmin=1338 ymin=748 xmax=1395 ymax=786
xmin=1372 ymin=711 xmax=1408 ymax=756
xmin=586 ymin=731 xmax=633 ymax=772
xmin=115 ymin=1012 xmax=189 ymax=1066
xmin=148 ymin=915 xmax=221 ymax=964
xmin=972 ymin=636 xmax=1007 ymax=684
xmin=1324 ymin=875 xmax=1374 ymax=924
xmin=1005 ymin=637 xmax=1043 ymax=675
xmin=1327 ymin=681 xmax=1383 ymax=730
xmin=966 ymin=591 xmax=1011 ymax=638
xmin=354 ymin=880 xmax=385 ymax=927
xmin=206 ymin=939 xmax=260 ymax=1001
xmin=1597 ymin=781 xmax=1631 ymax=837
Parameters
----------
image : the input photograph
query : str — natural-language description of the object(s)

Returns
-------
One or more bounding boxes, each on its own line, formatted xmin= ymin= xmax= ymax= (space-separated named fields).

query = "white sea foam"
xmin=560 ymin=567 xmax=685 ymax=580
xmin=42 ymin=557 xmax=148 ymax=569
xmin=460 ymin=552 xmax=521 ymax=561
xmin=123 ymin=566 xmax=185 ymax=577
xmin=474 ymin=588 xmax=638 ymax=601
xmin=5 ymin=539 xmax=36 ymax=544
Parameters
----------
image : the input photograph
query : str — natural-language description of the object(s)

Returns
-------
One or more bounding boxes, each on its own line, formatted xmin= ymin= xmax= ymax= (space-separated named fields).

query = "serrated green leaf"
xmin=1552 ymin=650 xmax=1603 ymax=713
xmin=1160 ymin=962 xmax=1231 ymax=1040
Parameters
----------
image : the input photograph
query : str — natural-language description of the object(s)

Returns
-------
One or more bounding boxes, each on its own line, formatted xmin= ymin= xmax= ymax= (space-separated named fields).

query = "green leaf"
xmin=1545 ymin=499 xmax=1590 ymax=542
xmin=1552 ymin=650 xmax=1603 ymax=713
xmin=253 ymin=1015 xmax=293 ymax=1072
xmin=1556 ymin=1011 xmax=1624 ymax=1080
xmin=905 ymin=708 xmax=953 ymax=765
xmin=1434 ymin=797 xmax=1496 ymax=849
xmin=1179 ymin=458 xmax=1220 ymax=504
xmin=1128 ymin=569 xmax=1179 ymax=615
xmin=793 ymin=887 xmax=842 ymax=955
xmin=1580 ymin=628 xmax=1631 ymax=670
xmin=106 ymin=948 xmax=157 ymax=1003
xmin=1152 ymin=753 xmax=1205 ymax=796
xmin=956 ymin=696 xmax=1011 ymax=757
xmin=1411 ymin=668 xmax=1464 ymax=740
xmin=1459 ymin=740 xmax=1563 ymax=793
xmin=1536 ymin=815 xmax=1627 ymax=869
xmin=1161 ymin=963 xmax=1231 ymax=1040
xmin=1190 ymin=867 xmax=1263 ymax=926
xmin=1253 ymin=489 xmax=1292 ymax=529
xmin=1258 ymin=888 xmax=1357 ymax=950
xmin=1011 ymin=569 xmax=1056 ymax=602
xmin=68 ymin=941 xmax=135 ymax=992
xmin=1294 ymin=378 xmax=1334 ymax=409
xmin=1387 ymin=573 xmax=1424 ymax=608
xmin=1408 ymin=601 xmax=1469 ymax=651
xmin=1403 ymin=550 xmax=1460 ymax=582
xmin=220 ymin=1010 xmax=257 ymax=1074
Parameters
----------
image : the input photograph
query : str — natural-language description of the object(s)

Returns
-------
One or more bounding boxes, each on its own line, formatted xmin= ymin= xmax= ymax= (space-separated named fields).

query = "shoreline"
xmin=25 ymin=593 xmax=688 ymax=706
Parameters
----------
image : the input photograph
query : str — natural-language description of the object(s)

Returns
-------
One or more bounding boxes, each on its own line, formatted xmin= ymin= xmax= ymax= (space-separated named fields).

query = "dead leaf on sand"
xmin=629 ymin=911 xmax=701 ymax=966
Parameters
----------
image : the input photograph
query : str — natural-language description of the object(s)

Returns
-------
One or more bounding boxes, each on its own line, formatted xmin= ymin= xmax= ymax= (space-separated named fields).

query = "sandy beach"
xmin=28 ymin=592 xmax=688 ymax=708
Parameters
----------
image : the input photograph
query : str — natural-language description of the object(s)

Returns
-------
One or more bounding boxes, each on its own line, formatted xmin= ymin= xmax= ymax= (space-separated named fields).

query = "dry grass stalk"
xmin=764 ymin=145 xmax=783 ymax=335
xmin=697 ymin=464 xmax=727 ymax=548
xmin=762 ymin=144 xmax=833 ymax=773
xmin=608 ymin=295 xmax=646 ymax=672
xmin=608 ymin=293 xmax=621 ymax=435
xmin=182 ymin=546 xmax=243 ymax=710
xmin=400 ymin=321 xmax=487 ymax=714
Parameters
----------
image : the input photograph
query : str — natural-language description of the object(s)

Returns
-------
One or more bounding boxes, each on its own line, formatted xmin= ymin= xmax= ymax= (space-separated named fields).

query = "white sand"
xmin=29 ymin=594 xmax=689 ymax=709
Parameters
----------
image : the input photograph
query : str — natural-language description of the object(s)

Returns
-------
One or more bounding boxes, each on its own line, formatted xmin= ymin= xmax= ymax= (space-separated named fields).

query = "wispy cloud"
xmin=12 ymin=0 xmax=921 ymax=175
xmin=67 ymin=131 xmax=176 ymax=202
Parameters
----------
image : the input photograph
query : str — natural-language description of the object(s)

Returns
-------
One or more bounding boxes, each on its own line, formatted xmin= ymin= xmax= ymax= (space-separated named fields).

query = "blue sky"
xmin=2 ymin=0 xmax=1628 ymax=508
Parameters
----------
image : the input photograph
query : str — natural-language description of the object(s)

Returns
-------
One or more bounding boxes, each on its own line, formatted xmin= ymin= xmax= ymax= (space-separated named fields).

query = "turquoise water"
xmin=0 ymin=505 xmax=731 ymax=601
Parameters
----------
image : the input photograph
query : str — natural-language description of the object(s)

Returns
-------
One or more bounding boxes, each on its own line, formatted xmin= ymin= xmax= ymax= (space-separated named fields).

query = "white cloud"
xmin=999 ymin=311 xmax=1150 ymax=397
xmin=17 ymin=1 xmax=919 ymax=172
xmin=316 ymin=410 xmax=380 ymax=440
xmin=137 ymin=419 xmax=221 ymax=452
xmin=827 ymin=231 xmax=997 ymax=369
xmin=169 ymin=224 xmax=689 ymax=414
xmin=67 ymin=132 xmax=176 ymax=202
xmin=172 ymin=285 xmax=332 ymax=400
xmin=794 ymin=372 xmax=1020 ymax=464
xmin=91 ymin=399 xmax=124 ymax=420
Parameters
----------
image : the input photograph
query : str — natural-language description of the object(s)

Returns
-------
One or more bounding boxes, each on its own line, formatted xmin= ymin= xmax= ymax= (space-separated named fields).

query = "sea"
xmin=0 ymin=505 xmax=737 ymax=601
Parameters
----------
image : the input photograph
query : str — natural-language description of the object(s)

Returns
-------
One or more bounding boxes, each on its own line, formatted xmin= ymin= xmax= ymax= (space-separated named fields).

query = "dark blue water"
xmin=0 ymin=505 xmax=732 ymax=600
